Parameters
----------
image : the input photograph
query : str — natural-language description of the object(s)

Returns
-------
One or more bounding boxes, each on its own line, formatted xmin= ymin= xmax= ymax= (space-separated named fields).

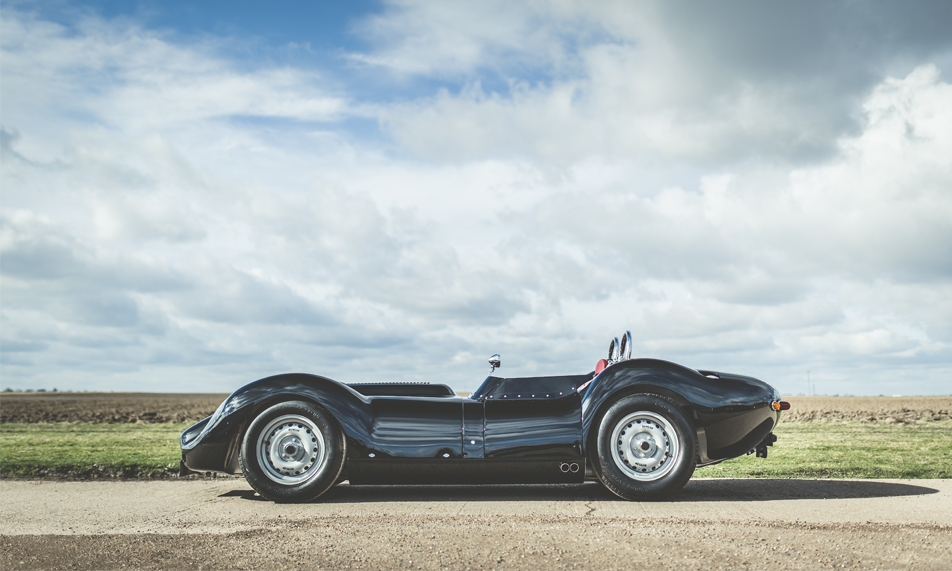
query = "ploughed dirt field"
xmin=0 ymin=392 xmax=229 ymax=424
xmin=2 ymin=392 xmax=950 ymax=424
xmin=781 ymin=395 xmax=952 ymax=422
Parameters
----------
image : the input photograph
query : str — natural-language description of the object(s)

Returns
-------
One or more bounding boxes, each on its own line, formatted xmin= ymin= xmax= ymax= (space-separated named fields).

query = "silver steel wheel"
xmin=610 ymin=411 xmax=680 ymax=482
xmin=256 ymin=414 xmax=326 ymax=485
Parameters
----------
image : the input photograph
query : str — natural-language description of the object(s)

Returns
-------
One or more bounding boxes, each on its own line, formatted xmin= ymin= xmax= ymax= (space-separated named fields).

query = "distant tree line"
xmin=2 ymin=388 xmax=60 ymax=393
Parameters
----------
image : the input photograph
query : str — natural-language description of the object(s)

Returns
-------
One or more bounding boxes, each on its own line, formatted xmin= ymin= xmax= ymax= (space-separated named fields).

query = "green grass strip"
xmin=0 ymin=423 xmax=192 ymax=478
xmin=696 ymin=420 xmax=952 ymax=479
xmin=2 ymin=420 xmax=951 ymax=480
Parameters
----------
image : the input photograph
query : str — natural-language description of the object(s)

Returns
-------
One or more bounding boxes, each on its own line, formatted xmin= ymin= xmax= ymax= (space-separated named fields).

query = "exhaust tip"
xmin=570 ymin=463 xmax=579 ymax=473
xmin=559 ymin=463 xmax=570 ymax=473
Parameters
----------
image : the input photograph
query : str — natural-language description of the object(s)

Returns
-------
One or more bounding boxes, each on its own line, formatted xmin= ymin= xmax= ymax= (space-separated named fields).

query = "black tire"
xmin=593 ymin=394 xmax=696 ymax=501
xmin=240 ymin=400 xmax=345 ymax=503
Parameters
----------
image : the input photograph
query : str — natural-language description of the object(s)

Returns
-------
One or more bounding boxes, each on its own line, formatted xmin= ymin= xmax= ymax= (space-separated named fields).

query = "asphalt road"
xmin=2 ymin=478 xmax=950 ymax=570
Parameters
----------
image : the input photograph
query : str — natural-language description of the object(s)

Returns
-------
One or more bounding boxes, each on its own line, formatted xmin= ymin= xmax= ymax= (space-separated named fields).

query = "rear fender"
xmin=580 ymin=359 xmax=739 ymax=461
xmin=581 ymin=359 xmax=777 ymax=464
xmin=581 ymin=367 xmax=699 ymax=455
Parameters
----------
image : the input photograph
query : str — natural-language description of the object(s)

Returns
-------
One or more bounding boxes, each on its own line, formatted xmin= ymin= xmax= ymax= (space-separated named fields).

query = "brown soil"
xmin=0 ymin=392 xmax=228 ymax=424
xmin=1 ymin=393 xmax=950 ymax=424
xmin=782 ymin=395 xmax=952 ymax=423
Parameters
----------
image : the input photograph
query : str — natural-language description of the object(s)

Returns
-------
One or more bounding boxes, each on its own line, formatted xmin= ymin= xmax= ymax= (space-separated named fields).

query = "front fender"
xmin=181 ymin=373 xmax=370 ymax=474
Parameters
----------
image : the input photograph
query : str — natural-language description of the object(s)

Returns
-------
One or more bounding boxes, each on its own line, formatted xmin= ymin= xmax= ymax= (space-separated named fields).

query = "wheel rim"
xmin=256 ymin=414 xmax=326 ymax=485
xmin=610 ymin=411 xmax=680 ymax=482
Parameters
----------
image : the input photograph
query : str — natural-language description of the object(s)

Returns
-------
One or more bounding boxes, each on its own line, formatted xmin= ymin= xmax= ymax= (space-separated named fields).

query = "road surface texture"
xmin=1 ymin=478 xmax=949 ymax=570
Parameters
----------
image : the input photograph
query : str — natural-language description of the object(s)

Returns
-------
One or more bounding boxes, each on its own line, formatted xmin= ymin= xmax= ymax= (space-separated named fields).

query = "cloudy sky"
xmin=2 ymin=1 xmax=951 ymax=395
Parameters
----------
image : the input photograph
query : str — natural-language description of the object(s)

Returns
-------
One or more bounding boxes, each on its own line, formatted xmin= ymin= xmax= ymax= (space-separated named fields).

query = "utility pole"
xmin=807 ymin=370 xmax=811 ymax=396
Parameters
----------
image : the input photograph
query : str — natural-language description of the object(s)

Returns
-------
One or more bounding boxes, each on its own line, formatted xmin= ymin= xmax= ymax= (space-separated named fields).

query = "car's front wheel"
xmin=594 ymin=394 xmax=696 ymax=500
xmin=240 ymin=400 xmax=345 ymax=502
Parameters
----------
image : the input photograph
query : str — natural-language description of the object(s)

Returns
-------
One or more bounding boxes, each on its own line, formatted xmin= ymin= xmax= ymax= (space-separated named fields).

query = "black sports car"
xmin=180 ymin=332 xmax=789 ymax=502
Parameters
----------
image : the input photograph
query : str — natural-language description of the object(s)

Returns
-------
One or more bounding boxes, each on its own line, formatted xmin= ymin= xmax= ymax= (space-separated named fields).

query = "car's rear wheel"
xmin=240 ymin=400 xmax=345 ymax=503
xmin=594 ymin=394 xmax=696 ymax=500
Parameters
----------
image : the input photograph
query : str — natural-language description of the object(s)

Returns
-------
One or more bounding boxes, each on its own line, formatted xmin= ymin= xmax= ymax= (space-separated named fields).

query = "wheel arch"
xmin=582 ymin=383 xmax=696 ymax=458
xmin=234 ymin=393 xmax=346 ymax=464
xmin=243 ymin=392 xmax=338 ymax=428
xmin=580 ymin=359 xmax=718 ymax=460
xmin=204 ymin=374 xmax=370 ymax=474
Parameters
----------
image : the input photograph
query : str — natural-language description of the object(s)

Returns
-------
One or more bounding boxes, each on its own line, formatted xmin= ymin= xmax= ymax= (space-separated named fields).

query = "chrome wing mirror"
xmin=488 ymin=354 xmax=501 ymax=373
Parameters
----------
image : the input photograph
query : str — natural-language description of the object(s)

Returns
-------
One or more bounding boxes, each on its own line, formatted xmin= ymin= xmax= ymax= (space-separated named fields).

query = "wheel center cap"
xmin=631 ymin=435 xmax=655 ymax=457
xmin=278 ymin=435 xmax=305 ymax=461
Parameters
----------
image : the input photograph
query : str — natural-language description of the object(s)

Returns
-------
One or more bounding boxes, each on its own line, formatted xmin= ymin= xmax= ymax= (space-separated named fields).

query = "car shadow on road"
xmin=674 ymin=478 xmax=940 ymax=502
xmin=218 ymin=478 xmax=939 ymax=503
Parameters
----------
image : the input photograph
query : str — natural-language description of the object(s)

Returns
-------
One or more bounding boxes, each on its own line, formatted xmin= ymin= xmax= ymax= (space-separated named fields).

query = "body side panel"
xmin=483 ymin=393 xmax=583 ymax=459
xmin=363 ymin=396 xmax=463 ymax=459
xmin=462 ymin=401 xmax=485 ymax=459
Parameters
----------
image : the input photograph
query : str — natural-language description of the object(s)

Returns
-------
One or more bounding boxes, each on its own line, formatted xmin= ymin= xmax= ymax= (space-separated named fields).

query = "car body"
xmin=180 ymin=333 xmax=788 ymax=502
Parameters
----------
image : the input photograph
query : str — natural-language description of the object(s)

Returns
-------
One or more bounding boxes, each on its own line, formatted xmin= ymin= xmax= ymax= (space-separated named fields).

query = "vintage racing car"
xmin=180 ymin=332 xmax=789 ymax=502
